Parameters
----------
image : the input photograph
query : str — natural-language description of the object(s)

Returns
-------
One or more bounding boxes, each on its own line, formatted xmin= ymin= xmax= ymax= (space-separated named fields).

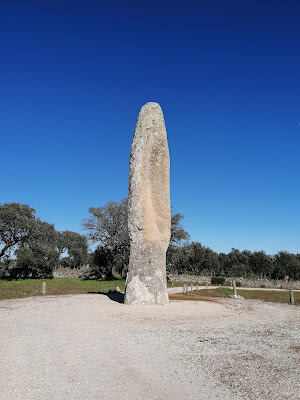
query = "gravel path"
xmin=1 ymin=294 xmax=299 ymax=399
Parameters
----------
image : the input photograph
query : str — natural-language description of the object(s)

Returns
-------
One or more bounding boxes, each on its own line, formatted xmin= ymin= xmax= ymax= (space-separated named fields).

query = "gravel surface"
xmin=1 ymin=294 xmax=300 ymax=399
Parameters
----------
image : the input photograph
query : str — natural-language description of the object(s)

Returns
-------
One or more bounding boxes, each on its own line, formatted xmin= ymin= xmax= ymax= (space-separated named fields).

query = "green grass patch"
xmin=238 ymin=289 xmax=300 ymax=305
xmin=167 ymin=281 xmax=185 ymax=287
xmin=0 ymin=278 xmax=126 ymax=300
xmin=169 ymin=287 xmax=300 ymax=305
xmin=169 ymin=287 xmax=232 ymax=301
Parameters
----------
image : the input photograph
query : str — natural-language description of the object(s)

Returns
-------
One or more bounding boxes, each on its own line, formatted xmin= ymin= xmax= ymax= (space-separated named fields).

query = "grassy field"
xmin=1 ymin=280 xmax=299 ymax=305
xmin=0 ymin=279 xmax=184 ymax=300
xmin=167 ymin=281 xmax=191 ymax=287
xmin=0 ymin=278 xmax=126 ymax=300
xmin=169 ymin=287 xmax=300 ymax=305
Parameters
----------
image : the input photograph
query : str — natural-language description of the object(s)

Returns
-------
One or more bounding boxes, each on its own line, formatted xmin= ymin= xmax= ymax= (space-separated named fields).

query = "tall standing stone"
xmin=124 ymin=102 xmax=171 ymax=305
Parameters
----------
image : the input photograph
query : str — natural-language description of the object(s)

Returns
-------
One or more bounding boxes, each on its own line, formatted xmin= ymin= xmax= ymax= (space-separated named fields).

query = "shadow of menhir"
xmin=87 ymin=290 xmax=125 ymax=304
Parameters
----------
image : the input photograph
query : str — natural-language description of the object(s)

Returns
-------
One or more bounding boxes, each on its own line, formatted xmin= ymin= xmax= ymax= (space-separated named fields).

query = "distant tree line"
xmin=1 ymin=201 xmax=300 ymax=281
xmin=167 ymin=243 xmax=300 ymax=280
xmin=82 ymin=198 xmax=300 ymax=281
xmin=0 ymin=203 xmax=88 ymax=279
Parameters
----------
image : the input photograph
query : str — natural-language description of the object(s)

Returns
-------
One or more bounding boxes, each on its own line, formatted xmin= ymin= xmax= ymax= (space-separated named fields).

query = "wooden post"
xmin=233 ymin=280 xmax=237 ymax=297
xmin=290 ymin=288 xmax=295 ymax=304
xmin=206 ymin=282 xmax=208 ymax=290
xmin=42 ymin=282 xmax=46 ymax=295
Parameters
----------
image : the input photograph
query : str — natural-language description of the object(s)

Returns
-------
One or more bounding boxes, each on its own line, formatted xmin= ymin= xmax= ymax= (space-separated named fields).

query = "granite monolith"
xmin=124 ymin=102 xmax=171 ymax=305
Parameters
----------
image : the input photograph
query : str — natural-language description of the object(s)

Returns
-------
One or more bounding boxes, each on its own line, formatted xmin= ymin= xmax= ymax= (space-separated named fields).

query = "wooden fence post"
xmin=233 ymin=280 xmax=237 ymax=297
xmin=42 ymin=282 xmax=46 ymax=295
xmin=290 ymin=288 xmax=295 ymax=304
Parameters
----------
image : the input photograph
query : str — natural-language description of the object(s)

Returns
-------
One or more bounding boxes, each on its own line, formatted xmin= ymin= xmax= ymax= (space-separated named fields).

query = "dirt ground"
xmin=0 ymin=294 xmax=299 ymax=399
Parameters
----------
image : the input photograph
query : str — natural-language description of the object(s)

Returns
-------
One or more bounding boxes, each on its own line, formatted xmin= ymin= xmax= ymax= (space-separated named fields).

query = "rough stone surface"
xmin=124 ymin=102 xmax=171 ymax=305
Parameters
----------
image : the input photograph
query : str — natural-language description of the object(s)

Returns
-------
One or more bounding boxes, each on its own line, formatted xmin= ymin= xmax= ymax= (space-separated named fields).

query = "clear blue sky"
xmin=1 ymin=0 xmax=299 ymax=255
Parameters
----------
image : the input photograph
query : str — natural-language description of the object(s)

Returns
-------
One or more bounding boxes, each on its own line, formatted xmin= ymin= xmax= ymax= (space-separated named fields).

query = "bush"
xmin=211 ymin=276 xmax=226 ymax=285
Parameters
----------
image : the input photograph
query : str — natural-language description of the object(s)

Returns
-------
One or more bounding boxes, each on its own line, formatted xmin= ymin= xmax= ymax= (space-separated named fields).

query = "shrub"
xmin=211 ymin=276 xmax=225 ymax=285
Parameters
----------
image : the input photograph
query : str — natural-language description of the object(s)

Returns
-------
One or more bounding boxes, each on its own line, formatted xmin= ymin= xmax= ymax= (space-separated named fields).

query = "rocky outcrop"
xmin=124 ymin=102 xmax=171 ymax=305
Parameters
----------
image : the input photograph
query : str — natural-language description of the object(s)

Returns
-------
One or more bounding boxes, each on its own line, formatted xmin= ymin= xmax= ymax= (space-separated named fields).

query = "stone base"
xmin=124 ymin=242 xmax=169 ymax=305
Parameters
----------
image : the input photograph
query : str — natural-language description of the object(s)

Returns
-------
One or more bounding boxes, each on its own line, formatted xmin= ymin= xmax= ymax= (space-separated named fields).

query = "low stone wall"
xmin=230 ymin=277 xmax=300 ymax=290
xmin=53 ymin=269 xmax=300 ymax=289
xmin=53 ymin=267 xmax=90 ymax=279
xmin=168 ymin=274 xmax=210 ymax=284
xmin=167 ymin=274 xmax=300 ymax=290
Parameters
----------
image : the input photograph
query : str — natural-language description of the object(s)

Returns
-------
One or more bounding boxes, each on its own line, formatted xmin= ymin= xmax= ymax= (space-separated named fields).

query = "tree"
xmin=250 ymin=251 xmax=273 ymax=278
xmin=186 ymin=242 xmax=207 ymax=274
xmin=1 ymin=202 xmax=88 ymax=279
xmin=167 ymin=241 xmax=219 ymax=275
xmin=83 ymin=199 xmax=129 ymax=248
xmin=202 ymin=247 xmax=220 ymax=274
xmin=58 ymin=231 xmax=88 ymax=268
xmin=82 ymin=246 xmax=114 ymax=280
xmin=170 ymin=212 xmax=190 ymax=246
xmin=166 ymin=244 xmax=191 ymax=274
xmin=0 ymin=203 xmax=36 ymax=259
xmin=82 ymin=198 xmax=129 ymax=276
xmin=272 ymin=251 xmax=300 ymax=280
xmin=166 ymin=212 xmax=190 ymax=274
xmin=226 ymin=248 xmax=251 ymax=277
xmin=15 ymin=220 xmax=59 ymax=278
xmin=187 ymin=242 xmax=206 ymax=273
xmin=218 ymin=252 xmax=230 ymax=275
xmin=82 ymin=198 xmax=190 ymax=278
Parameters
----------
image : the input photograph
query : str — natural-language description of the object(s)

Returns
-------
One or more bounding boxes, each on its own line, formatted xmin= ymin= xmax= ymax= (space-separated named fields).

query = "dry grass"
xmin=169 ymin=287 xmax=300 ymax=305
xmin=0 ymin=278 xmax=125 ymax=300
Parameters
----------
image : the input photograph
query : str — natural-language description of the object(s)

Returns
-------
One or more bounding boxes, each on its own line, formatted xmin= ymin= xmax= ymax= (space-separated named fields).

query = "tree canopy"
xmin=15 ymin=220 xmax=59 ymax=279
xmin=0 ymin=203 xmax=36 ymax=259
xmin=0 ymin=203 xmax=88 ymax=278
xmin=57 ymin=230 xmax=88 ymax=268
xmin=82 ymin=198 xmax=129 ymax=249
xmin=82 ymin=198 xmax=190 ymax=278
xmin=1 ymin=201 xmax=299 ymax=281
